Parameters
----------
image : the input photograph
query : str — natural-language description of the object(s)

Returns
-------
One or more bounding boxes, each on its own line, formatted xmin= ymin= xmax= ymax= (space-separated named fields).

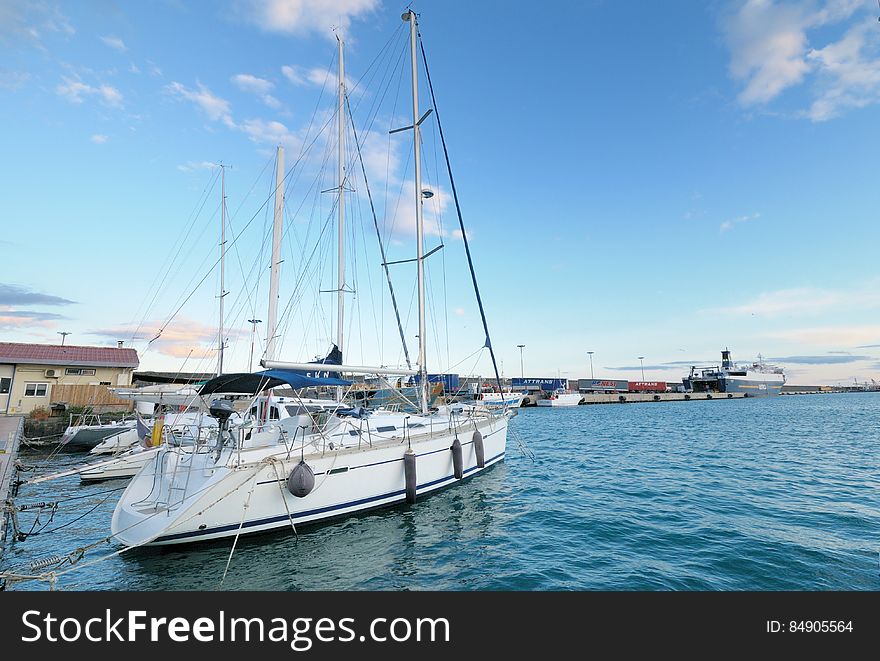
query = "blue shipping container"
xmin=511 ymin=378 xmax=568 ymax=391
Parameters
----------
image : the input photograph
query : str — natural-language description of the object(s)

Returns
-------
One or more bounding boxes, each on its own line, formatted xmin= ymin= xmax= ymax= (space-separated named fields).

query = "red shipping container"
xmin=628 ymin=381 xmax=667 ymax=392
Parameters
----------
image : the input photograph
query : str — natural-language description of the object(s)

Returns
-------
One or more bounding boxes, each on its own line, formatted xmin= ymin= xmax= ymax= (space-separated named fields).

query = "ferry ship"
xmin=683 ymin=350 xmax=785 ymax=396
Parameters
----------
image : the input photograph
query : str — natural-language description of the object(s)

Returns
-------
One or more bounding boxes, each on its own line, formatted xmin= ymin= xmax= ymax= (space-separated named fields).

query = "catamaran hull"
xmin=111 ymin=415 xmax=509 ymax=546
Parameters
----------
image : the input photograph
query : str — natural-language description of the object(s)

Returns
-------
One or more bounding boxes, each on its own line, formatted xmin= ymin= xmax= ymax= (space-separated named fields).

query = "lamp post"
xmin=587 ymin=351 xmax=594 ymax=380
xmin=517 ymin=344 xmax=525 ymax=379
xmin=638 ymin=356 xmax=645 ymax=381
xmin=57 ymin=331 xmax=71 ymax=346
xmin=247 ymin=319 xmax=262 ymax=372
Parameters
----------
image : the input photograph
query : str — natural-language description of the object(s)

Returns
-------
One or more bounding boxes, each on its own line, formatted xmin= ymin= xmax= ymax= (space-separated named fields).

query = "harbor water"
xmin=3 ymin=392 xmax=878 ymax=590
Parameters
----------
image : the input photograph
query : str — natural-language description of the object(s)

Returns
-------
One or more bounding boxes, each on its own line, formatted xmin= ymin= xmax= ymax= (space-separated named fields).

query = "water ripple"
xmin=4 ymin=393 xmax=879 ymax=590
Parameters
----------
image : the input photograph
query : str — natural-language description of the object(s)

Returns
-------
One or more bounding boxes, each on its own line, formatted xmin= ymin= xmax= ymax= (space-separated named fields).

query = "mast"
xmin=266 ymin=146 xmax=284 ymax=362
xmin=405 ymin=10 xmax=428 ymax=414
xmin=217 ymin=164 xmax=226 ymax=376
xmin=336 ymin=34 xmax=346 ymax=359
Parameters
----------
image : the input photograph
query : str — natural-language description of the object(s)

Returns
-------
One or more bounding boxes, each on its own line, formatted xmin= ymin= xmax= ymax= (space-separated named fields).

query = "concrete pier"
xmin=578 ymin=392 xmax=746 ymax=404
xmin=0 ymin=415 xmax=24 ymax=542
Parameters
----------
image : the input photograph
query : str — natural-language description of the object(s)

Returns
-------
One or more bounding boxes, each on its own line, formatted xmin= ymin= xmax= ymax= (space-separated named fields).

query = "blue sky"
xmin=2 ymin=0 xmax=880 ymax=386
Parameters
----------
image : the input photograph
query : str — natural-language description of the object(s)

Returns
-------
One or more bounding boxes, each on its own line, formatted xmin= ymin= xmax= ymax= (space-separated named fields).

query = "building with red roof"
xmin=1 ymin=342 xmax=139 ymax=414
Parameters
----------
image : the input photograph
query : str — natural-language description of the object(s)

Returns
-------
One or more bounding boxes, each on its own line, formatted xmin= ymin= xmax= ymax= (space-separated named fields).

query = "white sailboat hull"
xmin=112 ymin=412 xmax=509 ymax=546
xmin=80 ymin=447 xmax=160 ymax=482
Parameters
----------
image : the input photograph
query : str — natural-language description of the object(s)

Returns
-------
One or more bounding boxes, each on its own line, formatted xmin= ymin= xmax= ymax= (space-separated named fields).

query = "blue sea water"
xmin=3 ymin=393 xmax=879 ymax=590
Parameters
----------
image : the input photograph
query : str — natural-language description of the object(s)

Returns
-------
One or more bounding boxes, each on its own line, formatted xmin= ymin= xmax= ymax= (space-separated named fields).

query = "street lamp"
xmin=247 ymin=319 xmax=262 ymax=372
xmin=57 ymin=331 xmax=71 ymax=346
xmin=517 ymin=344 xmax=525 ymax=379
xmin=587 ymin=351 xmax=594 ymax=380
xmin=638 ymin=356 xmax=645 ymax=381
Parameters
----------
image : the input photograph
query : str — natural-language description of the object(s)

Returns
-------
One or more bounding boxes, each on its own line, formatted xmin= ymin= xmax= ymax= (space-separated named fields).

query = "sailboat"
xmin=35 ymin=168 xmax=242 ymax=483
xmin=110 ymin=12 xmax=511 ymax=547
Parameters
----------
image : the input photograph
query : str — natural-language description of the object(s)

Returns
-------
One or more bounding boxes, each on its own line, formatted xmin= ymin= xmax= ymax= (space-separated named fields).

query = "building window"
xmin=24 ymin=383 xmax=49 ymax=397
xmin=0 ymin=378 xmax=10 ymax=394
xmin=65 ymin=368 xmax=97 ymax=376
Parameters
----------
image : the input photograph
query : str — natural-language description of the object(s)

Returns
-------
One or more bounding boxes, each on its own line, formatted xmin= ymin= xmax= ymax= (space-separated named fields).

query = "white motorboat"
xmin=536 ymin=388 xmax=583 ymax=407
xmin=59 ymin=414 xmax=137 ymax=451
xmin=479 ymin=391 xmax=526 ymax=409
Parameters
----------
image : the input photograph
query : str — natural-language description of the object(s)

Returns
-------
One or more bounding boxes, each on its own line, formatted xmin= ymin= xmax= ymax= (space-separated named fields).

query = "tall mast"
xmin=336 ymin=34 xmax=346 ymax=358
xmin=217 ymin=164 xmax=226 ymax=376
xmin=266 ymin=146 xmax=284 ymax=362
xmin=405 ymin=10 xmax=428 ymax=414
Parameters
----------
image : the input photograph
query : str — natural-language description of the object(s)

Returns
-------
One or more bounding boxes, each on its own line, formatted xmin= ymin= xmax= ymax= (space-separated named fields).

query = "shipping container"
xmin=511 ymin=378 xmax=569 ymax=391
xmin=578 ymin=379 xmax=629 ymax=392
xmin=627 ymin=381 xmax=668 ymax=392
xmin=413 ymin=373 xmax=460 ymax=391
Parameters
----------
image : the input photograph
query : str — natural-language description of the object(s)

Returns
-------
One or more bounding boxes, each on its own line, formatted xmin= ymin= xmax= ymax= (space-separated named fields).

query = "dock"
xmin=577 ymin=392 xmax=746 ymax=404
xmin=0 ymin=415 xmax=24 ymax=542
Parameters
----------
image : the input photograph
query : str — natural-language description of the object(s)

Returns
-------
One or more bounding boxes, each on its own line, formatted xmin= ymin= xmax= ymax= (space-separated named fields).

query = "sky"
xmin=1 ymin=0 xmax=880 ymax=387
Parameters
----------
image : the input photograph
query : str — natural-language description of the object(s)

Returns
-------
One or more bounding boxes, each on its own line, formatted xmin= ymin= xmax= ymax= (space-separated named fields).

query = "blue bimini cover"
xmin=198 ymin=369 xmax=350 ymax=396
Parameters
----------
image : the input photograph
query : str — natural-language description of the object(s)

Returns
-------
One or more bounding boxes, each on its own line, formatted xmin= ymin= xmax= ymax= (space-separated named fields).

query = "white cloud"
xmin=231 ymin=73 xmax=282 ymax=109
xmin=384 ymin=182 xmax=451 ymax=239
xmin=724 ymin=0 xmax=813 ymax=105
xmin=232 ymin=73 xmax=273 ymax=95
xmin=722 ymin=0 xmax=879 ymax=120
xmin=90 ymin=317 xmax=245 ymax=360
xmin=56 ymin=78 xmax=91 ymax=103
xmin=281 ymin=64 xmax=353 ymax=89
xmin=237 ymin=0 xmax=378 ymax=39
xmin=281 ymin=65 xmax=305 ymax=85
xmin=128 ymin=62 xmax=141 ymax=74
xmin=166 ymin=81 xmax=235 ymax=127
xmin=90 ymin=133 xmax=108 ymax=144
xmin=56 ymin=77 xmax=123 ymax=107
xmin=358 ymin=128 xmax=401 ymax=187
xmin=804 ymin=22 xmax=880 ymax=121
xmin=239 ymin=118 xmax=300 ymax=151
xmin=0 ymin=70 xmax=31 ymax=90
xmin=98 ymin=84 xmax=123 ymax=106
xmin=719 ymin=211 xmax=760 ymax=232
xmin=705 ymin=281 xmax=880 ymax=317
xmin=177 ymin=161 xmax=218 ymax=172
xmin=454 ymin=307 xmax=465 ymax=316
xmin=0 ymin=1 xmax=75 ymax=44
xmin=767 ymin=325 xmax=880 ymax=347
xmin=100 ymin=35 xmax=127 ymax=52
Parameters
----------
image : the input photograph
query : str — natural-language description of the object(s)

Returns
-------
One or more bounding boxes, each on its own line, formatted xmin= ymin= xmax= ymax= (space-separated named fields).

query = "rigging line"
xmin=424 ymin=107 xmax=452 ymax=371
xmin=273 ymin=197 xmax=340 ymax=356
xmin=24 ymin=487 xmax=118 ymax=536
xmin=347 ymin=95 xmax=412 ymax=370
xmin=156 ymin=198 xmax=224 ymax=333
xmin=419 ymin=32 xmax=505 ymax=395
xmin=143 ymin=191 xmax=223 ymax=341
xmin=347 ymin=20 xmax=406 ymax=111
xmin=381 ymin=38 xmax=412 ymax=250
xmin=130 ymin=167 xmax=221 ymax=346
xmin=151 ymin=132 xmax=335 ymax=345
xmin=269 ymin=33 xmax=403 ymax=360
xmin=222 ymin=153 xmax=275 ymax=324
